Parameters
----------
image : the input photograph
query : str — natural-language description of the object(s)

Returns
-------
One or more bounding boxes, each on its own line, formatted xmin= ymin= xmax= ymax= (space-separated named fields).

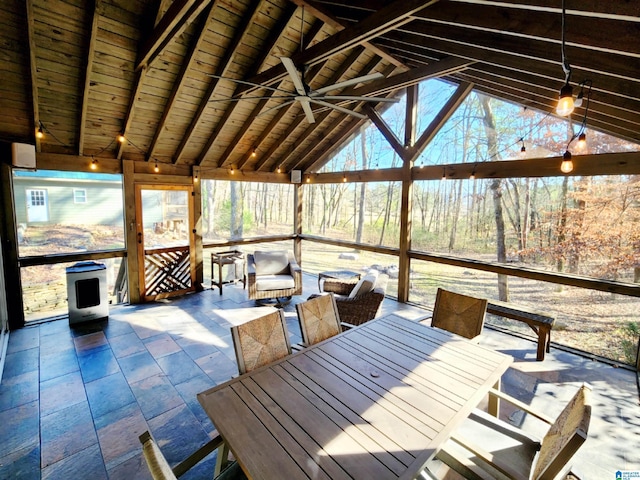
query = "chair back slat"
xmin=533 ymin=384 xmax=592 ymax=480
xmin=296 ymin=294 xmax=341 ymax=346
xmin=432 ymin=288 xmax=488 ymax=340
xmin=232 ymin=309 xmax=291 ymax=374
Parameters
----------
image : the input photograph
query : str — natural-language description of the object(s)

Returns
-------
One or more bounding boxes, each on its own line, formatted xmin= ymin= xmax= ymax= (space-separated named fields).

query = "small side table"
xmin=211 ymin=250 xmax=246 ymax=294
xmin=318 ymin=270 xmax=361 ymax=296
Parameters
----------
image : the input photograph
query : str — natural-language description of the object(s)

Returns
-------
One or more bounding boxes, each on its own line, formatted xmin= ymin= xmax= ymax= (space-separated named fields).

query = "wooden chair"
xmin=296 ymin=293 xmax=349 ymax=347
xmin=425 ymin=383 xmax=592 ymax=480
xmin=430 ymin=288 xmax=488 ymax=340
xmin=231 ymin=308 xmax=292 ymax=374
xmin=138 ymin=431 xmax=246 ymax=480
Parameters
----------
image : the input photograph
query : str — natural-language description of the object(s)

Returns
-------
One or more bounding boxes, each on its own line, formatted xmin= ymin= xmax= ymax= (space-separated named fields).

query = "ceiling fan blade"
xmin=296 ymin=96 xmax=316 ymax=123
xmin=320 ymin=95 xmax=399 ymax=103
xmin=313 ymin=72 xmax=384 ymax=95
xmin=280 ymin=57 xmax=307 ymax=96
xmin=257 ymin=99 xmax=297 ymax=117
xmin=207 ymin=74 xmax=291 ymax=95
xmin=308 ymin=99 xmax=366 ymax=119
xmin=209 ymin=95 xmax=294 ymax=103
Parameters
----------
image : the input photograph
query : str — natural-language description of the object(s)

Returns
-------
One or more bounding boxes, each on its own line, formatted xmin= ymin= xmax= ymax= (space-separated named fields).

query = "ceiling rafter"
xmin=25 ymin=0 xmax=41 ymax=151
xmin=239 ymin=0 xmax=438 ymax=96
xmin=136 ymin=0 xmax=212 ymax=71
xmin=260 ymin=49 xmax=380 ymax=173
xmin=174 ymin=0 xmax=264 ymax=164
xmin=146 ymin=3 xmax=215 ymax=161
xmin=78 ymin=0 xmax=100 ymax=155
xmin=288 ymin=0 xmax=406 ymax=68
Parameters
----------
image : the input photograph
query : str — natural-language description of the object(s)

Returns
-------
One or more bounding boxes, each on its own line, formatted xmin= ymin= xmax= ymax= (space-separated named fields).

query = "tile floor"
xmin=0 ymin=273 xmax=638 ymax=479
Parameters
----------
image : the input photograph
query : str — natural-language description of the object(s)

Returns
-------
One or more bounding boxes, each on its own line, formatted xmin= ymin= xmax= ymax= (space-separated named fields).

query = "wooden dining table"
xmin=197 ymin=313 xmax=513 ymax=480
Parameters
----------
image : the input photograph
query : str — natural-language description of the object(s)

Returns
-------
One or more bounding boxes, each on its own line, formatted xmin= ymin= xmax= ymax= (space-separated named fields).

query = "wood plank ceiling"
xmin=1 ymin=0 xmax=639 ymax=175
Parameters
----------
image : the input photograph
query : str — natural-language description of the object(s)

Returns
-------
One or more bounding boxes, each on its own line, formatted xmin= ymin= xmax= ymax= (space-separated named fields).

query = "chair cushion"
xmin=255 ymin=275 xmax=296 ymax=291
xmin=254 ymin=250 xmax=290 ymax=275
xmin=348 ymin=272 xmax=378 ymax=299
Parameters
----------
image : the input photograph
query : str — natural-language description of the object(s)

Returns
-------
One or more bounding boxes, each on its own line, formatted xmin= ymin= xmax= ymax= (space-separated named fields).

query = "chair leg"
xmin=172 ymin=436 xmax=224 ymax=477
xmin=214 ymin=441 xmax=230 ymax=477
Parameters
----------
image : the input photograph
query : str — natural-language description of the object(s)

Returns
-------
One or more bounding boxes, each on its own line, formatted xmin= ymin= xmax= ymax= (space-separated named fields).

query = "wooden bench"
xmin=486 ymin=300 xmax=555 ymax=361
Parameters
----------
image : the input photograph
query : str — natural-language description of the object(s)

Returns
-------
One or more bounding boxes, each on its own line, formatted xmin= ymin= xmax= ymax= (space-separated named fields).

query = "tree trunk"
xmin=480 ymin=95 xmax=509 ymax=301
xmin=230 ymin=181 xmax=242 ymax=239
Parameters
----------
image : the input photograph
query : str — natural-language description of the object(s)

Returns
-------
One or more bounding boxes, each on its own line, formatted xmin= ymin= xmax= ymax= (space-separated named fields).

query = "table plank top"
xmin=198 ymin=313 xmax=512 ymax=480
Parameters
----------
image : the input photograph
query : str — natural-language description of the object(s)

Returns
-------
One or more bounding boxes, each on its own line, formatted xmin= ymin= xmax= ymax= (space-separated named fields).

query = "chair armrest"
xmin=487 ymin=387 xmax=554 ymax=424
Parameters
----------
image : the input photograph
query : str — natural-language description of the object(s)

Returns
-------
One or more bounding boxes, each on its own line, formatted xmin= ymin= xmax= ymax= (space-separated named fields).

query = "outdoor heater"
xmin=66 ymin=261 xmax=109 ymax=325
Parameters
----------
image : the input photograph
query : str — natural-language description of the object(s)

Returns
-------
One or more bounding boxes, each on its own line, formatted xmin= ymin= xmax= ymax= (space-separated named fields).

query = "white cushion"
xmin=255 ymin=275 xmax=296 ymax=291
xmin=348 ymin=273 xmax=378 ymax=299
xmin=254 ymin=250 xmax=290 ymax=275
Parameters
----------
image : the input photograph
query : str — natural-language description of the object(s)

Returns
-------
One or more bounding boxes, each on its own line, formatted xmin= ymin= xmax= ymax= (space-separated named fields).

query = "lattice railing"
xmin=144 ymin=246 xmax=191 ymax=297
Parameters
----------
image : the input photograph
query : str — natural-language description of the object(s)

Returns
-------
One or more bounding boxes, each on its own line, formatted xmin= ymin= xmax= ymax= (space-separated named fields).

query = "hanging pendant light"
xmin=556 ymin=0 xmax=574 ymax=117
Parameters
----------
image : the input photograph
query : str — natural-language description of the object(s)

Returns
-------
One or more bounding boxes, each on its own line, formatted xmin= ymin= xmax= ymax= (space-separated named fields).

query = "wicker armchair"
xmin=247 ymin=250 xmax=302 ymax=305
xmin=314 ymin=273 xmax=388 ymax=327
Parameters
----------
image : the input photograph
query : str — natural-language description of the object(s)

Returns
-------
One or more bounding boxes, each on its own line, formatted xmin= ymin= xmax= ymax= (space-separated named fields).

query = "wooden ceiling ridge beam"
xmin=288 ymin=0 xmax=407 ymax=68
xmin=78 ymin=0 xmax=100 ymax=155
xmin=279 ymin=52 xmax=382 ymax=172
xmin=239 ymin=0 xmax=438 ymax=96
xmin=174 ymin=0 xmax=264 ymax=165
xmin=25 ymin=0 xmax=41 ymax=151
xmin=413 ymin=2 xmax=640 ymax=58
xmin=146 ymin=3 xmax=215 ymax=161
xmin=136 ymin=0 xmax=212 ymax=71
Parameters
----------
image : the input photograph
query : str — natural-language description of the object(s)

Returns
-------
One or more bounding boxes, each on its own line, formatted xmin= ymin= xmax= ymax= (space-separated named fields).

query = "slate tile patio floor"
xmin=0 ymin=273 xmax=638 ymax=479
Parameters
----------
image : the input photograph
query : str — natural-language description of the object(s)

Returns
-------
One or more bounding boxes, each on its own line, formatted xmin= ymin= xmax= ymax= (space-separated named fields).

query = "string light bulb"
xmin=556 ymin=83 xmax=574 ymax=117
xmin=576 ymin=132 xmax=587 ymax=150
xmin=194 ymin=173 xmax=198 ymax=183
xmin=36 ymin=124 xmax=44 ymax=139
xmin=277 ymin=165 xmax=281 ymax=173
xmin=90 ymin=158 xmax=98 ymax=170
xmin=154 ymin=160 xmax=159 ymax=173
xmin=251 ymin=148 xmax=257 ymax=158
xmin=441 ymin=168 xmax=446 ymax=181
xmin=306 ymin=175 xmax=311 ymax=183
xmin=342 ymin=173 xmax=347 ymax=183
xmin=561 ymin=150 xmax=573 ymax=173
xmin=520 ymin=139 xmax=526 ymax=154
xmin=230 ymin=166 xmax=235 ymax=175
xmin=117 ymin=133 xmax=126 ymax=143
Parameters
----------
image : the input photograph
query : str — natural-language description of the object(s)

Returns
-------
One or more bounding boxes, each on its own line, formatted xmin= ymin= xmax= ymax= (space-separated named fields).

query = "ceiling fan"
xmin=209 ymin=57 xmax=399 ymax=124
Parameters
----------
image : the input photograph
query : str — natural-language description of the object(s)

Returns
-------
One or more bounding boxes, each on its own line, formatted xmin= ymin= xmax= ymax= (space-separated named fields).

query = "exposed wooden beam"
xmin=136 ymin=0 xmax=212 ymax=70
xmin=364 ymin=105 xmax=405 ymax=158
xmin=348 ymin=56 xmax=474 ymax=98
xmin=289 ymin=0 xmax=407 ymax=68
xmin=115 ymin=67 xmax=148 ymax=160
xmin=274 ymin=47 xmax=375 ymax=171
xmin=146 ymin=4 xmax=214 ymax=161
xmin=239 ymin=0 xmax=439 ymax=95
xmin=414 ymin=2 xmax=640 ymax=57
xmin=175 ymin=0 xmax=263 ymax=164
xmin=405 ymin=84 xmax=418 ymax=148
xmin=78 ymin=0 xmax=100 ymax=155
xmin=406 ymin=81 xmax=474 ymax=161
xmin=25 ymin=0 xmax=41 ymax=151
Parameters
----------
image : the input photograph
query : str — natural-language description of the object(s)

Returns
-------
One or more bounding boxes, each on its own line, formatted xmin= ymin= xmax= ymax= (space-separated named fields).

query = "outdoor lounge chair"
xmin=424 ymin=383 xmax=592 ymax=480
xmin=231 ymin=307 xmax=292 ymax=374
xmin=429 ymin=287 xmax=488 ymax=340
xmin=247 ymin=250 xmax=302 ymax=306
xmin=317 ymin=273 xmax=388 ymax=327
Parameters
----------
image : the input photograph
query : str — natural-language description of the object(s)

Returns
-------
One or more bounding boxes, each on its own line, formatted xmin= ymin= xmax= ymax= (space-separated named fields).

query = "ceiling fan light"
xmin=556 ymin=83 xmax=574 ymax=116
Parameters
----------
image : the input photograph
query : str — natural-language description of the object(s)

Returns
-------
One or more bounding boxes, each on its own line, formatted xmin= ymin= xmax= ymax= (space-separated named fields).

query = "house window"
xmin=73 ymin=189 xmax=87 ymax=204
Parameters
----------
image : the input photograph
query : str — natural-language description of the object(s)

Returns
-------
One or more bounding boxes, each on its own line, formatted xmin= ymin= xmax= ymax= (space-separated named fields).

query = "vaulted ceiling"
xmin=2 ymin=0 xmax=639 ymax=175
